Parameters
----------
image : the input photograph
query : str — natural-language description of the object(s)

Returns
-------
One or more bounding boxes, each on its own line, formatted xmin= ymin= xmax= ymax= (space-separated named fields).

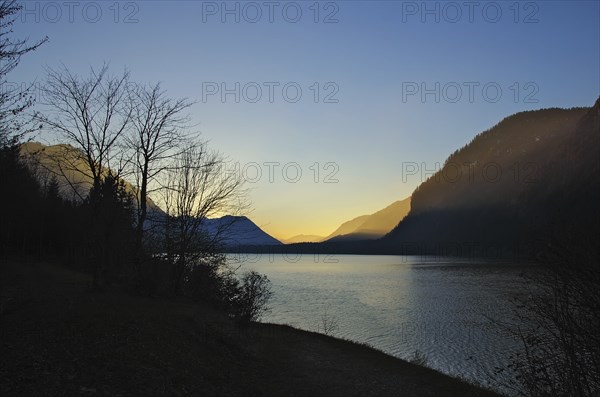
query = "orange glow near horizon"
xmin=250 ymin=191 xmax=413 ymax=242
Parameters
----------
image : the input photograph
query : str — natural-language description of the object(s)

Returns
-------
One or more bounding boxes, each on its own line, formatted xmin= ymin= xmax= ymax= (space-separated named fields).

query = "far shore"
xmin=224 ymin=244 xmax=536 ymax=263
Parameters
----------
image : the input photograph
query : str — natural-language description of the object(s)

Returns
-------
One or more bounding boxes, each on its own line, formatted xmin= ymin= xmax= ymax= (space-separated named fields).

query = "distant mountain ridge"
xmin=282 ymin=234 xmax=325 ymax=244
xmin=20 ymin=142 xmax=163 ymax=211
xmin=280 ymin=99 xmax=599 ymax=256
xmin=19 ymin=142 xmax=281 ymax=247
xmin=202 ymin=216 xmax=282 ymax=247
xmin=324 ymin=215 xmax=370 ymax=240
xmin=283 ymin=197 xmax=411 ymax=244
xmin=323 ymin=198 xmax=411 ymax=242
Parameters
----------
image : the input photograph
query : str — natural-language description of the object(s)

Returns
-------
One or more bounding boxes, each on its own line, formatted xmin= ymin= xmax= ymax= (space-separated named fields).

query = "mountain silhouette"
xmin=20 ymin=142 xmax=161 ymax=209
xmin=280 ymin=99 xmax=599 ymax=257
xmin=19 ymin=142 xmax=281 ymax=248
xmin=323 ymin=198 xmax=410 ymax=242
xmin=282 ymin=198 xmax=410 ymax=244
xmin=202 ymin=216 xmax=282 ymax=247
xmin=381 ymin=98 xmax=599 ymax=255
xmin=282 ymin=234 xmax=325 ymax=244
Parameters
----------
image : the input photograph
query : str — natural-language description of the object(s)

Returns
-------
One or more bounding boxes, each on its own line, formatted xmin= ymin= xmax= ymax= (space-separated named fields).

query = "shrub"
xmin=507 ymin=237 xmax=600 ymax=397
xmin=233 ymin=271 xmax=273 ymax=323
xmin=317 ymin=306 xmax=339 ymax=336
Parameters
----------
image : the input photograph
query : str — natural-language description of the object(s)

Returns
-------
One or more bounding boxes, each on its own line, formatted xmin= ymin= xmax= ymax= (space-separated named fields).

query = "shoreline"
xmin=1 ymin=259 xmax=503 ymax=396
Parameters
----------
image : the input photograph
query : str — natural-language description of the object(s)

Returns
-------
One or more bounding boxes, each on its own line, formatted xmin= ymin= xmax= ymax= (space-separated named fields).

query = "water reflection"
xmin=232 ymin=254 xmax=531 ymax=395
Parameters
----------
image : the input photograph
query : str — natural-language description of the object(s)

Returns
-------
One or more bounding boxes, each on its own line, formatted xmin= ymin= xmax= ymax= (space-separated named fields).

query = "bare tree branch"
xmin=158 ymin=141 xmax=248 ymax=295
xmin=123 ymin=82 xmax=194 ymax=270
xmin=0 ymin=0 xmax=47 ymax=146
xmin=36 ymin=64 xmax=132 ymax=197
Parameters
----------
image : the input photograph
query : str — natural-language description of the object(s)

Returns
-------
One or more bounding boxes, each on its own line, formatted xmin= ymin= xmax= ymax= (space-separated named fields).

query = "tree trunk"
xmin=134 ymin=163 xmax=149 ymax=277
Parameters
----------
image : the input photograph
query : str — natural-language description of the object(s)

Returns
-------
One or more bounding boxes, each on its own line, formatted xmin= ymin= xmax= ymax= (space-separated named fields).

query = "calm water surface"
xmin=231 ymin=253 xmax=532 ymax=394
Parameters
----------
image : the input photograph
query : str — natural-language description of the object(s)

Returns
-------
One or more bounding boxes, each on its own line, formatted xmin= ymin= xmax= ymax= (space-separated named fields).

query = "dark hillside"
xmin=382 ymin=101 xmax=599 ymax=255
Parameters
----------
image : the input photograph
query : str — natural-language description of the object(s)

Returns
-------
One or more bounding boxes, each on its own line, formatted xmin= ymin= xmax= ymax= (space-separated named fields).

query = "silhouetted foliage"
xmin=507 ymin=236 xmax=600 ymax=396
xmin=38 ymin=176 xmax=66 ymax=255
xmin=0 ymin=145 xmax=42 ymax=256
xmin=0 ymin=145 xmax=136 ymax=288
xmin=125 ymin=82 xmax=193 ymax=275
xmin=158 ymin=142 xmax=247 ymax=296
xmin=184 ymin=254 xmax=240 ymax=308
xmin=0 ymin=0 xmax=47 ymax=256
xmin=317 ymin=305 xmax=339 ymax=336
xmin=2 ymin=46 xmax=268 ymax=320
xmin=85 ymin=172 xmax=135 ymax=288
xmin=37 ymin=64 xmax=132 ymax=201
xmin=232 ymin=271 xmax=273 ymax=323
xmin=0 ymin=0 xmax=47 ymax=146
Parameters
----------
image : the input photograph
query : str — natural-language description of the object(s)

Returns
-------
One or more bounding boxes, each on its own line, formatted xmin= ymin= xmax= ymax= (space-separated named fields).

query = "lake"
xmin=230 ymin=253 xmax=533 ymax=395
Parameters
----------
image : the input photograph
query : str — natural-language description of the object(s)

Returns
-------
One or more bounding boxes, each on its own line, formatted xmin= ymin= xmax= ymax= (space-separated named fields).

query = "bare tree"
xmin=125 ymin=83 xmax=194 ymax=272
xmin=0 ymin=0 xmax=47 ymax=146
xmin=36 ymin=64 xmax=134 ymax=289
xmin=37 ymin=64 xmax=132 ymax=199
xmin=507 ymin=235 xmax=600 ymax=397
xmin=159 ymin=141 xmax=247 ymax=295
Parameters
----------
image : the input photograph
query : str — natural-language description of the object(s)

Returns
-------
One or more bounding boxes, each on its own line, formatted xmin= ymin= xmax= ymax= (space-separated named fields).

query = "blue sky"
xmin=12 ymin=0 xmax=600 ymax=238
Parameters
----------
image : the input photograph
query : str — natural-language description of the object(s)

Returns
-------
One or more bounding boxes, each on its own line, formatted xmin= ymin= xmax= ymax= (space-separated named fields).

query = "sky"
xmin=10 ymin=0 xmax=600 ymax=240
